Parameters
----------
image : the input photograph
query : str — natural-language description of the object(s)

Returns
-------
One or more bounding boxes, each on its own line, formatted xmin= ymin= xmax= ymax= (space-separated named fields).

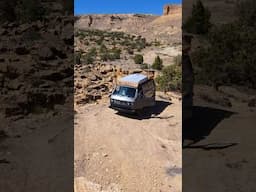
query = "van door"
xmin=142 ymin=80 xmax=155 ymax=107
xmin=137 ymin=86 xmax=145 ymax=108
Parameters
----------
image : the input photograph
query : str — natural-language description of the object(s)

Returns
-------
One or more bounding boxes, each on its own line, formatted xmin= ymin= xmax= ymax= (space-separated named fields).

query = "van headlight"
xmin=127 ymin=102 xmax=134 ymax=106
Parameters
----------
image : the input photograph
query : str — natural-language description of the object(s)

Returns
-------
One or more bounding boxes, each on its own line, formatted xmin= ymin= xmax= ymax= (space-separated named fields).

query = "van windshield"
xmin=113 ymin=86 xmax=136 ymax=98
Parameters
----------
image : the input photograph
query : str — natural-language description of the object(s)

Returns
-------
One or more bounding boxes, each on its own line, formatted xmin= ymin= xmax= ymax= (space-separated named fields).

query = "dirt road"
xmin=74 ymin=93 xmax=182 ymax=192
xmin=183 ymin=86 xmax=256 ymax=192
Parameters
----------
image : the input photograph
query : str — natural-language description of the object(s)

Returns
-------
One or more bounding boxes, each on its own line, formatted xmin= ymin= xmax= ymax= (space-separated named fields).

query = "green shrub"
xmin=134 ymin=54 xmax=144 ymax=64
xmin=191 ymin=22 xmax=256 ymax=89
xmin=87 ymin=47 xmax=97 ymax=57
xmin=152 ymin=56 xmax=163 ymax=70
xmin=82 ymin=47 xmax=97 ymax=64
xmin=156 ymin=64 xmax=182 ymax=92
xmin=183 ymin=0 xmax=211 ymax=34
xmin=100 ymin=53 xmax=108 ymax=61
xmin=140 ymin=63 xmax=150 ymax=69
xmin=83 ymin=54 xmax=94 ymax=64
xmin=99 ymin=44 xmax=108 ymax=53
xmin=96 ymin=36 xmax=104 ymax=45
xmin=100 ymin=47 xmax=121 ymax=61
xmin=111 ymin=48 xmax=121 ymax=59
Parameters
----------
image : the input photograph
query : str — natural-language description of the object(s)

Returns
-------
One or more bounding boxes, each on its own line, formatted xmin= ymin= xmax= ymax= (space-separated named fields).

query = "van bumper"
xmin=109 ymin=104 xmax=136 ymax=113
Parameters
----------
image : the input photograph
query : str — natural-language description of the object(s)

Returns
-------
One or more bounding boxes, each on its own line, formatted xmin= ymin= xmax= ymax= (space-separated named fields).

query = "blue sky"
xmin=75 ymin=0 xmax=181 ymax=15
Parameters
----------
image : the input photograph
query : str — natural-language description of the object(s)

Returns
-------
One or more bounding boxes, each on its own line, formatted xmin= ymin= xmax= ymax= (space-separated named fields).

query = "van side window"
xmin=137 ymin=86 xmax=143 ymax=98
xmin=142 ymin=80 xmax=154 ymax=98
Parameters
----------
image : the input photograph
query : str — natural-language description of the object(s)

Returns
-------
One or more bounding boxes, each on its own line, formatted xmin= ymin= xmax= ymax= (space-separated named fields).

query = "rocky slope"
xmin=75 ymin=93 xmax=182 ymax=192
xmin=0 ymin=16 xmax=73 ymax=118
xmin=74 ymin=4 xmax=182 ymax=192
xmin=0 ymin=2 xmax=74 ymax=191
xmin=74 ymin=5 xmax=182 ymax=105
xmin=75 ymin=5 xmax=181 ymax=45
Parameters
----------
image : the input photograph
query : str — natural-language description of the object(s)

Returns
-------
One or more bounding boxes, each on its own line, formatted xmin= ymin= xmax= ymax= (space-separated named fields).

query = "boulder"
xmin=7 ymin=79 xmax=23 ymax=90
xmin=39 ymin=47 xmax=55 ymax=60
xmin=86 ymin=92 xmax=102 ymax=101
xmin=17 ymin=23 xmax=30 ymax=34
xmin=61 ymin=23 xmax=74 ymax=45
xmin=248 ymin=98 xmax=256 ymax=107
xmin=100 ymin=65 xmax=113 ymax=74
xmin=15 ymin=44 xmax=30 ymax=55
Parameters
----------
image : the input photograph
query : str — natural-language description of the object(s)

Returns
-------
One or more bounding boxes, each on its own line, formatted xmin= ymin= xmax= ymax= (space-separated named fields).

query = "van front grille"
xmin=113 ymin=100 xmax=127 ymax=105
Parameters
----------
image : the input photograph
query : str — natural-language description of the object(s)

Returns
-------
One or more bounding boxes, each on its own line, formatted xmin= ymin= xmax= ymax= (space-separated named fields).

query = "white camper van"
xmin=110 ymin=74 xmax=156 ymax=113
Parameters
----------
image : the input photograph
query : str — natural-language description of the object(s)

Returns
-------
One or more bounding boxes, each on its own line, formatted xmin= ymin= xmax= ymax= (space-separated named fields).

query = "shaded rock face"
xmin=0 ymin=9 xmax=74 ymax=118
xmin=163 ymin=4 xmax=181 ymax=16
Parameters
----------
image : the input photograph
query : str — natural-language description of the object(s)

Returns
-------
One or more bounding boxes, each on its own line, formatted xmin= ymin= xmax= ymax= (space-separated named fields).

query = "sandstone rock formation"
xmin=163 ymin=4 xmax=182 ymax=16
xmin=75 ymin=11 xmax=181 ymax=44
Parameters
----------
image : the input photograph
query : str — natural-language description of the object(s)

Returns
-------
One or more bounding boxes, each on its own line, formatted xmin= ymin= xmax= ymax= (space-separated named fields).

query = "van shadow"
xmin=183 ymin=106 xmax=236 ymax=146
xmin=116 ymin=100 xmax=172 ymax=120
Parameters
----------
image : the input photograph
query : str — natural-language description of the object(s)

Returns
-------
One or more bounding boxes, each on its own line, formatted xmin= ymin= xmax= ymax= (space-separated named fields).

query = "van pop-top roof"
xmin=118 ymin=74 xmax=148 ymax=88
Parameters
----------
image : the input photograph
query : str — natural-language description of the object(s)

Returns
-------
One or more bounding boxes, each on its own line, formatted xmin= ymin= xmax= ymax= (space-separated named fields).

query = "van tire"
xmin=135 ymin=108 xmax=144 ymax=116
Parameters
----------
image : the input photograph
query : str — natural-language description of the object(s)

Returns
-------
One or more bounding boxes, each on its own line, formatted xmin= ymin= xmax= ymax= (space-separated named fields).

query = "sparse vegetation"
xmin=83 ymin=54 xmax=94 ymax=65
xmin=75 ymin=29 xmax=150 ymax=64
xmin=156 ymin=64 xmax=182 ymax=92
xmin=82 ymin=47 xmax=96 ymax=64
xmin=183 ymin=0 xmax=211 ymax=34
xmin=140 ymin=63 xmax=150 ymax=69
xmin=134 ymin=54 xmax=144 ymax=64
xmin=152 ymin=56 xmax=163 ymax=70
xmin=190 ymin=0 xmax=256 ymax=89
xmin=99 ymin=45 xmax=121 ymax=61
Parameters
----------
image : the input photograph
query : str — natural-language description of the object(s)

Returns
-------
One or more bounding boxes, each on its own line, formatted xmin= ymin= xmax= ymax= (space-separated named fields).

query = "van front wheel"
xmin=135 ymin=108 xmax=144 ymax=116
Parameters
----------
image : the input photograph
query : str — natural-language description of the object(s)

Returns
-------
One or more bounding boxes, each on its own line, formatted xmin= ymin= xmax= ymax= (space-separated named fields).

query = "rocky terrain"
xmin=74 ymin=4 xmax=182 ymax=192
xmin=74 ymin=4 xmax=182 ymax=106
xmin=0 ymin=16 xmax=73 ymax=119
xmin=184 ymin=85 xmax=256 ymax=192
xmin=0 ymin=1 xmax=74 ymax=191
xmin=75 ymin=93 xmax=182 ymax=192
xmin=75 ymin=4 xmax=181 ymax=45
xmin=183 ymin=0 xmax=256 ymax=191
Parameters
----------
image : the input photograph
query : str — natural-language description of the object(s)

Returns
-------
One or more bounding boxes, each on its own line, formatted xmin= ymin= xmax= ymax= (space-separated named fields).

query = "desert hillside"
xmin=74 ymin=4 xmax=182 ymax=192
xmin=75 ymin=5 xmax=181 ymax=45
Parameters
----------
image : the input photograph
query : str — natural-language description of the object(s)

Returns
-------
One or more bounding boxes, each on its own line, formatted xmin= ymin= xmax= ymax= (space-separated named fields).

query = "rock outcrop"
xmin=0 ymin=10 xmax=73 ymax=118
xmin=75 ymin=11 xmax=181 ymax=44
xmin=163 ymin=4 xmax=182 ymax=16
